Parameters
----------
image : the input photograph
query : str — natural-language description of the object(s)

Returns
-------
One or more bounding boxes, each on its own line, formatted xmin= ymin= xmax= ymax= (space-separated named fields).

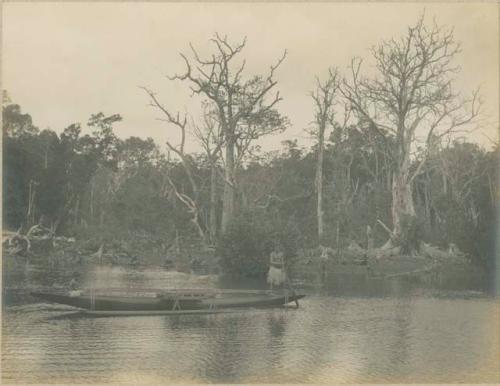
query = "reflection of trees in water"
xmin=33 ymin=313 xmax=117 ymax=383
xmin=267 ymin=312 xmax=286 ymax=340
xmin=379 ymin=297 xmax=413 ymax=381
xmin=405 ymin=298 xmax=496 ymax=383
xmin=199 ymin=315 xmax=246 ymax=382
xmin=157 ymin=313 xmax=246 ymax=382
xmin=4 ymin=295 xmax=497 ymax=384
xmin=364 ymin=297 xmax=492 ymax=383
xmin=165 ymin=314 xmax=215 ymax=330
xmin=282 ymin=297 xmax=341 ymax=382
xmin=213 ymin=314 xmax=274 ymax=382
xmin=225 ymin=311 xmax=294 ymax=383
xmin=161 ymin=311 xmax=293 ymax=383
xmin=391 ymin=298 xmax=413 ymax=373
xmin=349 ymin=297 xmax=414 ymax=382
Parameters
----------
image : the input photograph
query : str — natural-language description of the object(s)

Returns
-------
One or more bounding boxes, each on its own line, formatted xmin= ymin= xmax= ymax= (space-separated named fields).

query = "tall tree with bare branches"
xmin=193 ymin=103 xmax=225 ymax=244
xmin=169 ymin=33 xmax=287 ymax=232
xmin=311 ymin=68 xmax=341 ymax=242
xmin=141 ymin=87 xmax=208 ymax=244
xmin=341 ymin=15 xmax=481 ymax=247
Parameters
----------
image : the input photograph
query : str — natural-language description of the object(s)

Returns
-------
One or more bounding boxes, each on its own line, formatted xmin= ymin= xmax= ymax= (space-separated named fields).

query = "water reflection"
xmin=2 ymin=266 xmax=499 ymax=384
xmin=267 ymin=312 xmax=286 ymax=339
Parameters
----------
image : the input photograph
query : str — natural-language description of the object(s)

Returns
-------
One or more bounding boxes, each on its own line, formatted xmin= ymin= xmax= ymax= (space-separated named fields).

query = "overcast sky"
xmin=3 ymin=2 xmax=498 ymax=153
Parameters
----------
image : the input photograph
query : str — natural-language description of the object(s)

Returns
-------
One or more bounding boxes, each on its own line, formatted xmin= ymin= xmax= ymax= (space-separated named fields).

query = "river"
xmin=2 ymin=265 xmax=499 ymax=384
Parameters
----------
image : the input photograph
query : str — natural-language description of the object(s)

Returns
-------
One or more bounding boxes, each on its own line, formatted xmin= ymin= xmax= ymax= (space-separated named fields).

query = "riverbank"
xmin=2 ymin=230 xmax=492 ymax=296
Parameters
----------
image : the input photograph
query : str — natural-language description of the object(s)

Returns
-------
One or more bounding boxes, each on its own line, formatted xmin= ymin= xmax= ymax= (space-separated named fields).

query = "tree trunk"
xmin=391 ymin=171 xmax=416 ymax=238
xmin=191 ymin=211 xmax=208 ymax=245
xmin=316 ymin=128 xmax=325 ymax=242
xmin=26 ymin=180 xmax=40 ymax=227
xmin=487 ymin=174 xmax=495 ymax=204
xmin=424 ymin=181 xmax=431 ymax=229
xmin=209 ymin=163 xmax=218 ymax=244
xmin=90 ymin=180 xmax=94 ymax=226
xmin=336 ymin=220 xmax=340 ymax=253
xmin=99 ymin=208 xmax=105 ymax=227
xmin=74 ymin=197 xmax=80 ymax=227
xmin=221 ymin=135 xmax=236 ymax=233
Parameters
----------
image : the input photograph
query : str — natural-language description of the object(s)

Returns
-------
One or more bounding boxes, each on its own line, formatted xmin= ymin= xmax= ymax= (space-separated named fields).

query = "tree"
xmin=341 ymin=15 xmax=480 ymax=247
xmin=87 ymin=112 xmax=122 ymax=168
xmin=192 ymin=104 xmax=225 ymax=244
xmin=142 ymin=88 xmax=209 ymax=244
xmin=2 ymin=103 xmax=38 ymax=138
xmin=310 ymin=68 xmax=341 ymax=243
xmin=168 ymin=33 xmax=287 ymax=233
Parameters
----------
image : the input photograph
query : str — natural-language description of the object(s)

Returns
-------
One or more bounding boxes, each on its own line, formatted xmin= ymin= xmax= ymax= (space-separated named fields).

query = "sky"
xmin=2 ymin=2 xmax=499 ymax=153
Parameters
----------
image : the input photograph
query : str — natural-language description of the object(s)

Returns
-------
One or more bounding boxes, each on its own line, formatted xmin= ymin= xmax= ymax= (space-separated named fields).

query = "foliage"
xmin=216 ymin=210 xmax=302 ymax=277
xmin=3 ymin=97 xmax=497 ymax=272
xmin=217 ymin=213 xmax=271 ymax=277
xmin=2 ymin=20 xmax=497 ymax=277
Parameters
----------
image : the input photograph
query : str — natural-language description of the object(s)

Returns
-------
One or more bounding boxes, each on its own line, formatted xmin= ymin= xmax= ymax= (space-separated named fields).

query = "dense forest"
xmin=3 ymin=17 xmax=498 ymax=278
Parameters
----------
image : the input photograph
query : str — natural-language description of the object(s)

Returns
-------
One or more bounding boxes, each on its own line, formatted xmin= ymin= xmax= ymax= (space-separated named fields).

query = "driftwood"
xmin=327 ymin=220 xmax=467 ymax=265
xmin=27 ymin=224 xmax=53 ymax=239
xmin=3 ymin=232 xmax=30 ymax=255
xmin=420 ymin=242 xmax=467 ymax=262
xmin=25 ymin=223 xmax=55 ymax=253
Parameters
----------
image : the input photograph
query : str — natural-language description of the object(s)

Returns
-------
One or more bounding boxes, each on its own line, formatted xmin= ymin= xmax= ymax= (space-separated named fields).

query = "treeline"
xmin=3 ymin=17 xmax=498 ymax=275
xmin=3 ymin=99 xmax=497 ymax=270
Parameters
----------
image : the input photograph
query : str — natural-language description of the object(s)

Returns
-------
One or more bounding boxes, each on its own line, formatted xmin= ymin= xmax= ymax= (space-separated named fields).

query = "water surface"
xmin=2 ymin=266 xmax=499 ymax=384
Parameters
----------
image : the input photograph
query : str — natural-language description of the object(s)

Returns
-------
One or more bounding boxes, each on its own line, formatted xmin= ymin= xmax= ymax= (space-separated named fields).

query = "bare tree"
xmin=169 ymin=33 xmax=287 ymax=232
xmin=311 ymin=68 xmax=340 ymax=242
xmin=341 ymin=15 xmax=481 ymax=246
xmin=192 ymin=100 xmax=287 ymax=242
xmin=142 ymin=87 xmax=208 ymax=244
xmin=193 ymin=104 xmax=225 ymax=244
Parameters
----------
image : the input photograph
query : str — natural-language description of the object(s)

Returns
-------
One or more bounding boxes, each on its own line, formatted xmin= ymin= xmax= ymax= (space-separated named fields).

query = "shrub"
xmin=217 ymin=211 xmax=302 ymax=278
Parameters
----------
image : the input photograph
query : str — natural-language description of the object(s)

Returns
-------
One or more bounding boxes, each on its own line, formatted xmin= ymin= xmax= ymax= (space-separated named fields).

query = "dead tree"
xmin=166 ymin=175 xmax=207 ymax=244
xmin=192 ymin=100 xmax=287 ymax=242
xmin=142 ymin=87 xmax=208 ymax=245
xmin=193 ymin=104 xmax=225 ymax=244
xmin=341 ymin=15 xmax=481 ymax=247
xmin=310 ymin=68 xmax=340 ymax=243
xmin=169 ymin=33 xmax=286 ymax=232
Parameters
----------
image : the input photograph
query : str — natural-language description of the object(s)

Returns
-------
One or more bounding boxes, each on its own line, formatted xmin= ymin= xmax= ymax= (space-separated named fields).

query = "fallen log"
xmin=2 ymin=232 xmax=30 ymax=255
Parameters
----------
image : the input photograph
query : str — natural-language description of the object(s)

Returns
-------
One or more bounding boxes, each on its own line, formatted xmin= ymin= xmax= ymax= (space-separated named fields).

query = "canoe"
xmin=31 ymin=289 xmax=305 ymax=314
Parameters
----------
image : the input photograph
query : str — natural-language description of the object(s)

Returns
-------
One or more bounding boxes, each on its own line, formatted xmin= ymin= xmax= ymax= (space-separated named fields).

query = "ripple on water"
xmin=2 ymin=290 xmax=499 ymax=383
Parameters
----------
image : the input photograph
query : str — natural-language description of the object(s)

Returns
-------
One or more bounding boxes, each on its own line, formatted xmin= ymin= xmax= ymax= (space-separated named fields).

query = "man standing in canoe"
xmin=267 ymin=244 xmax=286 ymax=291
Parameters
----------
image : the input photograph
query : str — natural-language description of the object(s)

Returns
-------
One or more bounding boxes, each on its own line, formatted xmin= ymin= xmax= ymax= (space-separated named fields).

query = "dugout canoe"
xmin=31 ymin=289 xmax=304 ymax=315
